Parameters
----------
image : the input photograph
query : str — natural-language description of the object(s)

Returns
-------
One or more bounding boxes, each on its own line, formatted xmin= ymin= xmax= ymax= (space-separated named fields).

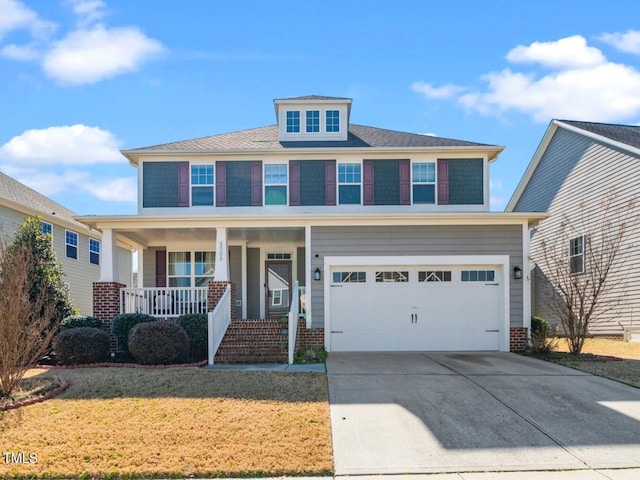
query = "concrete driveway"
xmin=327 ymin=352 xmax=640 ymax=476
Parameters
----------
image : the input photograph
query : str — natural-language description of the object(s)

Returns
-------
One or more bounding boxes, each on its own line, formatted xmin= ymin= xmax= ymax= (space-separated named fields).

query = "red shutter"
xmin=437 ymin=160 xmax=449 ymax=205
xmin=325 ymin=160 xmax=336 ymax=205
xmin=289 ymin=161 xmax=301 ymax=206
xmin=216 ymin=162 xmax=227 ymax=207
xmin=178 ymin=162 xmax=189 ymax=207
xmin=251 ymin=162 xmax=263 ymax=206
xmin=155 ymin=249 xmax=167 ymax=287
xmin=363 ymin=160 xmax=374 ymax=205
xmin=399 ymin=159 xmax=410 ymax=205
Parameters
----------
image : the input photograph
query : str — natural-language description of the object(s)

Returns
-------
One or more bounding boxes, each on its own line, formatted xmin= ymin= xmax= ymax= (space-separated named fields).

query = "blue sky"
xmin=2 ymin=0 xmax=640 ymax=215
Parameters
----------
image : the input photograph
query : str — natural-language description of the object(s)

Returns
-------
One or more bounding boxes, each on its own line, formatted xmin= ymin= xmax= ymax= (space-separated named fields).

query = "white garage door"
xmin=329 ymin=266 xmax=503 ymax=351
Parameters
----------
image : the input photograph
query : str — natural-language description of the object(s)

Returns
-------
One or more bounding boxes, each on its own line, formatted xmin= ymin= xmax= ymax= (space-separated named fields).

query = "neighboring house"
xmin=0 ymin=171 xmax=133 ymax=315
xmin=508 ymin=120 xmax=640 ymax=336
xmin=78 ymin=95 xmax=542 ymax=354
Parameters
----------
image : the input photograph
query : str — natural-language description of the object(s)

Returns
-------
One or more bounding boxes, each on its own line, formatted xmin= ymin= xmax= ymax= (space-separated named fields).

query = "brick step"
xmin=214 ymin=319 xmax=288 ymax=364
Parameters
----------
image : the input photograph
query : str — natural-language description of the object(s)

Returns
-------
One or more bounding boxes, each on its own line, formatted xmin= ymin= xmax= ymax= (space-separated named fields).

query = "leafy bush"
xmin=111 ymin=313 xmax=155 ymax=353
xmin=54 ymin=327 xmax=109 ymax=365
xmin=128 ymin=321 xmax=190 ymax=365
xmin=530 ymin=316 xmax=557 ymax=353
xmin=60 ymin=315 xmax=102 ymax=331
xmin=177 ymin=314 xmax=208 ymax=360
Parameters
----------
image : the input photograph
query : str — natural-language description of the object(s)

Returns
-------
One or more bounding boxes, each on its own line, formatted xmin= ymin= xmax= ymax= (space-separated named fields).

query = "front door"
xmin=265 ymin=260 xmax=292 ymax=317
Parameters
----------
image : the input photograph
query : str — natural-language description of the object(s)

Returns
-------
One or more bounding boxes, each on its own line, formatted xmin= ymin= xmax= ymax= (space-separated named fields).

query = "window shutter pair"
xmin=362 ymin=160 xmax=411 ymax=205
xmin=289 ymin=160 xmax=336 ymax=206
xmin=215 ymin=161 xmax=263 ymax=207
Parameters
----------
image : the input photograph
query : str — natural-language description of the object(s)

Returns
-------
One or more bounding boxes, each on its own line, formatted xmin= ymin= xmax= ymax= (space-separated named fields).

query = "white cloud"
xmin=42 ymin=24 xmax=165 ymax=85
xmin=598 ymin=30 xmax=640 ymax=55
xmin=85 ymin=177 xmax=137 ymax=202
xmin=1 ymin=43 xmax=39 ymax=60
xmin=506 ymin=35 xmax=605 ymax=69
xmin=1 ymin=164 xmax=89 ymax=195
xmin=67 ymin=0 xmax=107 ymax=27
xmin=0 ymin=0 xmax=56 ymax=40
xmin=0 ymin=124 xmax=122 ymax=166
xmin=412 ymin=81 xmax=465 ymax=99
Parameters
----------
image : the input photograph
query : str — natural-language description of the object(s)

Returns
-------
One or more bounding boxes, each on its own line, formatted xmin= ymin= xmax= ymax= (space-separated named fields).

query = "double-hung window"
xmin=569 ymin=236 xmax=585 ymax=274
xmin=306 ymin=110 xmax=320 ymax=132
xmin=338 ymin=163 xmax=361 ymax=204
xmin=89 ymin=238 xmax=100 ymax=265
xmin=412 ymin=162 xmax=436 ymax=204
xmin=286 ymin=111 xmax=300 ymax=133
xmin=65 ymin=230 xmax=78 ymax=259
xmin=326 ymin=110 xmax=340 ymax=132
xmin=191 ymin=164 xmax=214 ymax=206
xmin=168 ymin=251 xmax=215 ymax=287
xmin=40 ymin=221 xmax=52 ymax=243
xmin=264 ymin=164 xmax=288 ymax=205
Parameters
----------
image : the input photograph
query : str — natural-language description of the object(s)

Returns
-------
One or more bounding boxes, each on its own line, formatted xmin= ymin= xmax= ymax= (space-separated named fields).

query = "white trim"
xmin=522 ymin=222 xmax=532 ymax=339
xmin=241 ymin=241 xmax=247 ymax=319
xmin=305 ymin=225 xmax=312 ymax=326
xmin=323 ymin=255 xmax=511 ymax=352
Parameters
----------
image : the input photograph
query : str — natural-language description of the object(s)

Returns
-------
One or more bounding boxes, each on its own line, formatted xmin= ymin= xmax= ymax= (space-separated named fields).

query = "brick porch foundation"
xmin=93 ymin=281 xmax=125 ymax=352
xmin=510 ymin=327 xmax=528 ymax=352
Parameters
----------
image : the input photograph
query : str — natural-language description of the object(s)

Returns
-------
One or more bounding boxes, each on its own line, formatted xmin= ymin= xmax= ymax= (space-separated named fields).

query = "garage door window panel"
xmin=375 ymin=271 xmax=409 ymax=283
xmin=461 ymin=270 xmax=495 ymax=282
xmin=333 ymin=271 xmax=366 ymax=283
xmin=419 ymin=270 xmax=452 ymax=282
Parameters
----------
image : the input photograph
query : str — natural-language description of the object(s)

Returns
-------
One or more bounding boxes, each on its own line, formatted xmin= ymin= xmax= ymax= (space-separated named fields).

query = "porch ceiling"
xmin=114 ymin=226 xmax=305 ymax=247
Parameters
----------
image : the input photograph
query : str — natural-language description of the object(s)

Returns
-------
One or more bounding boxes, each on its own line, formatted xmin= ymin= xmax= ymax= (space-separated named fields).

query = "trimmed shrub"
xmin=54 ymin=327 xmax=109 ymax=365
xmin=128 ymin=321 xmax=190 ymax=365
xmin=111 ymin=313 xmax=155 ymax=353
xmin=177 ymin=313 xmax=208 ymax=360
xmin=530 ymin=316 xmax=557 ymax=353
xmin=60 ymin=315 xmax=102 ymax=331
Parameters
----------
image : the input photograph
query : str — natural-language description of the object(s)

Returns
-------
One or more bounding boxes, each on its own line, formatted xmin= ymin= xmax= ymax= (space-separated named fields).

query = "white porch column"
xmin=99 ymin=228 xmax=120 ymax=282
xmin=214 ymin=227 xmax=229 ymax=281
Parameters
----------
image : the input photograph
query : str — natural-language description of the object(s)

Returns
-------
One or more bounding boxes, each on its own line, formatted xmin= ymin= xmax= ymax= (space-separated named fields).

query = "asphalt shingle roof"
xmin=128 ymin=124 xmax=497 ymax=153
xmin=275 ymin=95 xmax=351 ymax=101
xmin=560 ymin=120 xmax=640 ymax=150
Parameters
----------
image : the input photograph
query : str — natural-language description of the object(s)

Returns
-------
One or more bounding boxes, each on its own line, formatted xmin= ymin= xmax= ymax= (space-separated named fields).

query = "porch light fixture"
xmin=314 ymin=268 xmax=321 ymax=281
xmin=513 ymin=266 xmax=523 ymax=280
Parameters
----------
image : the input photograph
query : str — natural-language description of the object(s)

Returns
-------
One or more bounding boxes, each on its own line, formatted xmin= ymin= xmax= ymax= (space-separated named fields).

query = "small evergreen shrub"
xmin=128 ymin=321 xmax=190 ymax=365
xmin=530 ymin=316 xmax=557 ymax=353
xmin=54 ymin=327 xmax=109 ymax=365
xmin=60 ymin=315 xmax=102 ymax=331
xmin=111 ymin=313 xmax=155 ymax=353
xmin=177 ymin=313 xmax=208 ymax=360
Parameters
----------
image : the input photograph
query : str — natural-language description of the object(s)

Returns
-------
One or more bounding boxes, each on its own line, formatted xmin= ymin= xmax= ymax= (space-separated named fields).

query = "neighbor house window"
xmin=306 ymin=110 xmax=320 ymax=132
xmin=191 ymin=164 xmax=214 ymax=206
xmin=65 ymin=230 xmax=78 ymax=259
xmin=326 ymin=110 xmax=340 ymax=132
xmin=570 ymin=235 xmax=585 ymax=274
xmin=338 ymin=163 xmax=361 ymax=204
xmin=286 ymin=111 xmax=300 ymax=133
xmin=412 ymin=162 xmax=436 ymax=204
xmin=89 ymin=238 xmax=100 ymax=265
xmin=264 ymin=164 xmax=288 ymax=205
xmin=168 ymin=251 xmax=215 ymax=287
xmin=40 ymin=221 xmax=53 ymax=243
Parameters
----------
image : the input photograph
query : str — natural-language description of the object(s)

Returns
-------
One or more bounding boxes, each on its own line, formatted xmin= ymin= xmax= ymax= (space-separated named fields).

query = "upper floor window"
xmin=89 ymin=238 xmax=100 ymax=265
xmin=191 ymin=164 xmax=214 ymax=206
xmin=40 ymin=221 xmax=52 ymax=242
xmin=264 ymin=164 xmax=288 ymax=205
xmin=326 ymin=110 xmax=340 ymax=132
xmin=306 ymin=110 xmax=320 ymax=133
xmin=569 ymin=235 xmax=585 ymax=274
xmin=412 ymin=162 xmax=436 ymax=204
xmin=338 ymin=163 xmax=361 ymax=204
xmin=286 ymin=111 xmax=300 ymax=133
xmin=65 ymin=230 xmax=78 ymax=259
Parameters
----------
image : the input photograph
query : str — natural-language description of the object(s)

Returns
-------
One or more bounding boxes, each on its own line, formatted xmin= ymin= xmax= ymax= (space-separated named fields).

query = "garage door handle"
xmin=411 ymin=313 xmax=418 ymax=324
xmin=486 ymin=329 xmax=499 ymax=332
xmin=486 ymin=283 xmax=500 ymax=286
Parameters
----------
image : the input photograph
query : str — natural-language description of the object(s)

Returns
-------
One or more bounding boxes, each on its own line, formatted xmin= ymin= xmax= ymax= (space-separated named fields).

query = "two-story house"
xmin=79 ymin=95 xmax=542 ymax=356
xmin=0 ymin=171 xmax=133 ymax=315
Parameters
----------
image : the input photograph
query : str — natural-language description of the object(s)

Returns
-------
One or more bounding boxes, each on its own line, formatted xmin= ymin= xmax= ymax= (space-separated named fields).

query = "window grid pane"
xmin=326 ymin=110 xmax=340 ymax=132
xmin=65 ymin=230 xmax=78 ymax=259
xmin=265 ymin=164 xmax=288 ymax=185
xmin=412 ymin=163 xmax=436 ymax=183
xmin=40 ymin=221 xmax=52 ymax=237
xmin=286 ymin=111 xmax=300 ymax=133
xmin=375 ymin=271 xmax=409 ymax=283
xmin=338 ymin=163 xmax=361 ymax=184
xmin=191 ymin=165 xmax=214 ymax=185
xmin=306 ymin=110 xmax=320 ymax=132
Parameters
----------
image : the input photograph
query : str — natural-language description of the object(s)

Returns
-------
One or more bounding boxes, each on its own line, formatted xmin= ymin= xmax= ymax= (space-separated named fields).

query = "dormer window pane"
xmin=306 ymin=110 xmax=320 ymax=133
xmin=286 ymin=111 xmax=300 ymax=133
xmin=326 ymin=110 xmax=340 ymax=132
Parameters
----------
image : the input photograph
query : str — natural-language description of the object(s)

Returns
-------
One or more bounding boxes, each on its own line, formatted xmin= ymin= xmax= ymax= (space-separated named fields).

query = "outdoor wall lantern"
xmin=314 ymin=268 xmax=322 ymax=281
xmin=513 ymin=266 xmax=523 ymax=280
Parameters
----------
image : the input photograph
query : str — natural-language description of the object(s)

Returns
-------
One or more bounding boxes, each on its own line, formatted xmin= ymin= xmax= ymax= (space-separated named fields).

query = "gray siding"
xmin=142 ymin=162 xmax=180 ymax=208
xmin=142 ymin=247 xmax=161 ymax=287
xmin=521 ymin=128 xmax=640 ymax=334
xmin=297 ymin=247 xmax=306 ymax=287
xmin=229 ymin=245 xmax=242 ymax=318
xmin=226 ymin=162 xmax=253 ymax=207
xmin=300 ymin=161 xmax=326 ymax=206
xmin=310 ymin=225 xmax=523 ymax=329
xmin=374 ymin=160 xmax=400 ymax=205
xmin=449 ymin=158 xmax=483 ymax=205
xmin=247 ymin=247 xmax=261 ymax=318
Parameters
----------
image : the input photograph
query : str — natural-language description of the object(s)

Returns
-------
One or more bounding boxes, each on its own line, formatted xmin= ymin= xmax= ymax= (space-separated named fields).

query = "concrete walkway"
xmin=327 ymin=352 xmax=640 ymax=476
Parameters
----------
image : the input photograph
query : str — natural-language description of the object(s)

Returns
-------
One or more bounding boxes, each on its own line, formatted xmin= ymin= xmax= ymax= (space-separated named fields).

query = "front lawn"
xmin=0 ymin=367 xmax=333 ymax=479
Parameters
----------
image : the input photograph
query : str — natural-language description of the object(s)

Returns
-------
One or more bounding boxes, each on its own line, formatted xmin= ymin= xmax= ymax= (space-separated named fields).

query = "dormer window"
xmin=286 ymin=111 xmax=300 ymax=133
xmin=306 ymin=110 xmax=320 ymax=133
xmin=326 ymin=110 xmax=340 ymax=132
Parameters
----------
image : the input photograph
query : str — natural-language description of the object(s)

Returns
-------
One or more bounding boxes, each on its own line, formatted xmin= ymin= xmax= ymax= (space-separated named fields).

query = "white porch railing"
xmin=208 ymin=284 xmax=232 ymax=365
xmin=288 ymin=281 xmax=300 ymax=365
xmin=120 ymin=287 xmax=209 ymax=318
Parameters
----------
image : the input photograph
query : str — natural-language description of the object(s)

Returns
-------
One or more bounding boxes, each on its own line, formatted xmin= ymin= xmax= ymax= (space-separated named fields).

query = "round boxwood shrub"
xmin=111 ymin=313 xmax=155 ymax=353
xmin=60 ymin=314 xmax=102 ymax=331
xmin=128 ymin=321 xmax=190 ymax=365
xmin=177 ymin=313 xmax=208 ymax=360
xmin=54 ymin=327 xmax=110 ymax=365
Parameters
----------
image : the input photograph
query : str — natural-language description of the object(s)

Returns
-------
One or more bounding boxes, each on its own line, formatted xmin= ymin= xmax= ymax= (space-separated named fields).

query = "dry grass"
xmin=554 ymin=337 xmax=640 ymax=360
xmin=0 ymin=367 xmax=333 ymax=479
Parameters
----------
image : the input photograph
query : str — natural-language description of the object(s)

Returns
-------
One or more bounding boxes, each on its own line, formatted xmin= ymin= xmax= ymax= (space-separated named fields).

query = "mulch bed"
xmin=527 ymin=352 xmax=623 ymax=363
xmin=0 ymin=376 xmax=69 ymax=412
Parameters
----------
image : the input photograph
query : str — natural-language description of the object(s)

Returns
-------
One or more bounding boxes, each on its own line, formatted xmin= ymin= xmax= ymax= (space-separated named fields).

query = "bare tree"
xmin=539 ymin=194 xmax=637 ymax=354
xmin=0 ymin=235 xmax=56 ymax=398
